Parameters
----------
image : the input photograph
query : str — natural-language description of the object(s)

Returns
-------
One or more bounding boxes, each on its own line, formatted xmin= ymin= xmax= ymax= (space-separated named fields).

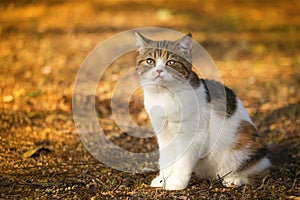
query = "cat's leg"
xmin=150 ymin=154 xmax=174 ymax=187
xmin=163 ymin=133 xmax=201 ymax=190
xmin=150 ymin=129 xmax=175 ymax=188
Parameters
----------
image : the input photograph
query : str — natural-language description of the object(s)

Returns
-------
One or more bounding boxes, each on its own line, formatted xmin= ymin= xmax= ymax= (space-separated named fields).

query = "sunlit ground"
xmin=0 ymin=0 xmax=299 ymax=199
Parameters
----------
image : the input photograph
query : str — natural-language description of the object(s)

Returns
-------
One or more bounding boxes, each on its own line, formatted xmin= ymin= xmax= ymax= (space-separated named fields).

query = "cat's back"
xmin=199 ymin=79 xmax=238 ymax=118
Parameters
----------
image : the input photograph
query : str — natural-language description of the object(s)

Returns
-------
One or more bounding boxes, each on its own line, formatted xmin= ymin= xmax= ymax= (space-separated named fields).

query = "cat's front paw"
xmin=150 ymin=176 xmax=188 ymax=190
xmin=150 ymin=176 xmax=165 ymax=188
xmin=165 ymin=182 xmax=187 ymax=190
xmin=164 ymin=176 xmax=189 ymax=190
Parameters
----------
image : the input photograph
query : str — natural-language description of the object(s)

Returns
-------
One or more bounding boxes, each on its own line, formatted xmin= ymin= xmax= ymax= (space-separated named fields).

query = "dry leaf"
xmin=22 ymin=146 xmax=51 ymax=158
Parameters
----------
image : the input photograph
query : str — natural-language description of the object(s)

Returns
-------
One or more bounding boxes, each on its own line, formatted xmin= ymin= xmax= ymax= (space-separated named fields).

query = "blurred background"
xmin=0 ymin=0 xmax=299 ymax=199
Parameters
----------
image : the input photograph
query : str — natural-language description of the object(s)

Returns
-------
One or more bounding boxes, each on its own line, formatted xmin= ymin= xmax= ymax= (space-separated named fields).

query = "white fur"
xmin=138 ymin=59 xmax=270 ymax=190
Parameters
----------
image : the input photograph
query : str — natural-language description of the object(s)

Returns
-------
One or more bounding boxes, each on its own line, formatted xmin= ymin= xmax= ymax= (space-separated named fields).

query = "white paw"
xmin=222 ymin=177 xmax=248 ymax=187
xmin=150 ymin=176 xmax=165 ymax=188
xmin=164 ymin=176 xmax=189 ymax=190
xmin=150 ymin=175 xmax=189 ymax=190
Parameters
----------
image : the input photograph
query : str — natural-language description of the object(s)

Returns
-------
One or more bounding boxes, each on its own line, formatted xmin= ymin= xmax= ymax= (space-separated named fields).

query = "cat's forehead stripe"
xmin=152 ymin=48 xmax=171 ymax=59
xmin=160 ymin=49 xmax=167 ymax=57
xmin=148 ymin=51 xmax=154 ymax=58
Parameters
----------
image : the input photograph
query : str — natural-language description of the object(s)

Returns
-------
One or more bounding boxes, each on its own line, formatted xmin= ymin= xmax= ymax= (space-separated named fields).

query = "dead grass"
xmin=0 ymin=0 xmax=299 ymax=199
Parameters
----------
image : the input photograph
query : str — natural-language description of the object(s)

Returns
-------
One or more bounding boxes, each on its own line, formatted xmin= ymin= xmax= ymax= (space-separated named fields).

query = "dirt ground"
xmin=0 ymin=0 xmax=299 ymax=199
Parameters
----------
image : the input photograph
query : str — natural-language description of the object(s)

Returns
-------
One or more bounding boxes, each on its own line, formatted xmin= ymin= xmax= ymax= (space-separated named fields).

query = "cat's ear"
xmin=135 ymin=31 xmax=151 ymax=50
xmin=175 ymin=33 xmax=193 ymax=52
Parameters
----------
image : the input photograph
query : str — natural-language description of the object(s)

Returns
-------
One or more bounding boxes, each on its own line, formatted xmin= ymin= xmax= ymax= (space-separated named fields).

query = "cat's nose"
xmin=156 ymin=69 xmax=163 ymax=74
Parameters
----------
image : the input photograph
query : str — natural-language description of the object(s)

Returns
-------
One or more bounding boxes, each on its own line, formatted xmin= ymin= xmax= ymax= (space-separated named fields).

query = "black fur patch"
xmin=188 ymin=71 xmax=200 ymax=88
xmin=200 ymin=79 xmax=237 ymax=117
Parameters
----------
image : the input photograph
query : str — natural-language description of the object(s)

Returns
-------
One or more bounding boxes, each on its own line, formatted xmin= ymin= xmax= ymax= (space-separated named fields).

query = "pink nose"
xmin=156 ymin=69 xmax=163 ymax=74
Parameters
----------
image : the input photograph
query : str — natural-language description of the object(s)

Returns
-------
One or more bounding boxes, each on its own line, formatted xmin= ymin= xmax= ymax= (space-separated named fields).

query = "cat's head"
xmin=135 ymin=32 xmax=194 ymax=88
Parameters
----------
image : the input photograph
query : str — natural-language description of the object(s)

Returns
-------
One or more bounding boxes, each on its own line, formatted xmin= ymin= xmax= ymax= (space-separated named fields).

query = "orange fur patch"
xmin=233 ymin=120 xmax=269 ymax=172
xmin=232 ymin=120 xmax=265 ymax=151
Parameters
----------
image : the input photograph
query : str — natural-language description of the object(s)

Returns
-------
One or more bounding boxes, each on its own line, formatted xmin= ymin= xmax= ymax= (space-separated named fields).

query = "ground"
xmin=0 ymin=0 xmax=299 ymax=199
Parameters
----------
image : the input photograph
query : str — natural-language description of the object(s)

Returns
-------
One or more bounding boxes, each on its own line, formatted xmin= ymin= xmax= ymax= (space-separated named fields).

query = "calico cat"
xmin=135 ymin=31 xmax=271 ymax=190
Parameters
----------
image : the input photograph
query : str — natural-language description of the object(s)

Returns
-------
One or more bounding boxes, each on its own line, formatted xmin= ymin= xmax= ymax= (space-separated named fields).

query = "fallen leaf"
xmin=22 ymin=146 xmax=51 ymax=158
xmin=3 ymin=95 xmax=14 ymax=103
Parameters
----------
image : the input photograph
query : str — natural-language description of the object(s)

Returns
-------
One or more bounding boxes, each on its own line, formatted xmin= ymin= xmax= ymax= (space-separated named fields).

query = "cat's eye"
xmin=166 ymin=60 xmax=176 ymax=66
xmin=146 ymin=58 xmax=155 ymax=65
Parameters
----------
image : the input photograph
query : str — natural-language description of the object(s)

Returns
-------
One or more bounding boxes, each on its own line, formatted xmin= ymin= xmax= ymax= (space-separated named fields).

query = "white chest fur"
xmin=143 ymin=85 xmax=202 ymax=130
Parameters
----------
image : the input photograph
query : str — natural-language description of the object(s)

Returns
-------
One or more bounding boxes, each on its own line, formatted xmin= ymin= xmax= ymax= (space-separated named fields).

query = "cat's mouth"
xmin=154 ymin=75 xmax=164 ymax=82
xmin=155 ymin=75 xmax=161 ymax=79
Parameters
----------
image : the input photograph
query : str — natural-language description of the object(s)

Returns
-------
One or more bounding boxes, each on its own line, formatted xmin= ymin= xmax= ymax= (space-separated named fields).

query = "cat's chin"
xmin=153 ymin=79 xmax=175 ymax=88
xmin=153 ymin=75 xmax=177 ymax=84
xmin=154 ymin=75 xmax=163 ymax=81
xmin=154 ymin=76 xmax=168 ymax=83
xmin=144 ymin=76 xmax=167 ymax=85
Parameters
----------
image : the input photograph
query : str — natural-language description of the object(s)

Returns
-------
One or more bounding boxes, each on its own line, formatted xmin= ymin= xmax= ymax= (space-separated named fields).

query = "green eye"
xmin=166 ymin=60 xmax=175 ymax=66
xmin=146 ymin=58 xmax=155 ymax=65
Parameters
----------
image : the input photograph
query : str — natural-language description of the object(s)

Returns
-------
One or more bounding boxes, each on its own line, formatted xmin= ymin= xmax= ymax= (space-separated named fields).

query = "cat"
xmin=135 ymin=31 xmax=271 ymax=190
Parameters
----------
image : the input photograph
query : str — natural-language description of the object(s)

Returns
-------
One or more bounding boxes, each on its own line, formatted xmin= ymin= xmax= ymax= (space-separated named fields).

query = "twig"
xmin=254 ymin=175 xmax=269 ymax=192
xmin=288 ymin=170 xmax=300 ymax=194
xmin=216 ymin=171 xmax=232 ymax=185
